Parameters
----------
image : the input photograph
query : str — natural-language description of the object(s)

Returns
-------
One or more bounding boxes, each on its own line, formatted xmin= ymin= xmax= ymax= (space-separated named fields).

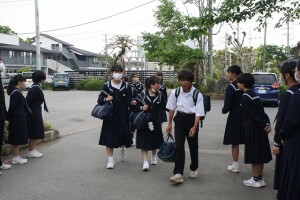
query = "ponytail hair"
xmin=145 ymin=75 xmax=160 ymax=90
xmin=7 ymin=74 xmax=26 ymax=95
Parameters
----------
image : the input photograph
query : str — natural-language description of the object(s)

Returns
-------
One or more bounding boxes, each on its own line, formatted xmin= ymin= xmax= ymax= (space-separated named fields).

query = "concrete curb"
xmin=1 ymin=129 xmax=60 ymax=156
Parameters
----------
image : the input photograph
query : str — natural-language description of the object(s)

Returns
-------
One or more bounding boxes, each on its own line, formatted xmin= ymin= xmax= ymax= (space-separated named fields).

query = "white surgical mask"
xmin=112 ymin=73 xmax=123 ymax=81
xmin=295 ymin=75 xmax=300 ymax=83
xmin=0 ymin=63 xmax=5 ymax=72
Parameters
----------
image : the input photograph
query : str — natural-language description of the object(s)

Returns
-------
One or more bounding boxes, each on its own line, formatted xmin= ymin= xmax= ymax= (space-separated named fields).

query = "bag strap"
xmin=175 ymin=87 xmax=180 ymax=99
xmin=101 ymin=90 xmax=110 ymax=96
xmin=165 ymin=133 xmax=175 ymax=142
xmin=192 ymin=89 xmax=199 ymax=106
xmin=138 ymin=91 xmax=146 ymax=105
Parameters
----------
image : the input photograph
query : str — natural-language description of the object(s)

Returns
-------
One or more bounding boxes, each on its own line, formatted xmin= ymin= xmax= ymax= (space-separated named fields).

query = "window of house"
xmin=51 ymin=44 xmax=59 ymax=52
xmin=21 ymin=52 xmax=27 ymax=64
xmin=29 ymin=52 xmax=33 ymax=64
xmin=92 ymin=57 xmax=99 ymax=64
xmin=9 ymin=51 xmax=15 ymax=58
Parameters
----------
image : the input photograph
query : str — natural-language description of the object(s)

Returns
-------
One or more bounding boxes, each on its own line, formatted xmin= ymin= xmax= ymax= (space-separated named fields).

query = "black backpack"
xmin=175 ymin=87 xmax=211 ymax=127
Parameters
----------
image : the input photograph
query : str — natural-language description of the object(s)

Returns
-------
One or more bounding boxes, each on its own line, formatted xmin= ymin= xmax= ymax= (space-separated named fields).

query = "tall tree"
xmin=0 ymin=25 xmax=17 ymax=35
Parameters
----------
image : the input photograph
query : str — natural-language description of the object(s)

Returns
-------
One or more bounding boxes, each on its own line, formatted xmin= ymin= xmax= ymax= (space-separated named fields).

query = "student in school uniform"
xmin=0 ymin=58 xmax=11 ymax=174
xmin=7 ymin=75 xmax=28 ymax=165
xmin=166 ymin=69 xmax=205 ymax=184
xmin=222 ymin=65 xmax=245 ymax=173
xmin=26 ymin=70 xmax=48 ymax=158
xmin=123 ymin=75 xmax=138 ymax=146
xmin=98 ymin=65 xmax=133 ymax=169
xmin=237 ymin=73 xmax=272 ymax=188
xmin=130 ymin=73 xmax=144 ymax=94
xmin=277 ymin=61 xmax=300 ymax=200
xmin=156 ymin=71 xmax=168 ymax=124
xmin=131 ymin=76 xmax=166 ymax=171
xmin=272 ymin=61 xmax=300 ymax=191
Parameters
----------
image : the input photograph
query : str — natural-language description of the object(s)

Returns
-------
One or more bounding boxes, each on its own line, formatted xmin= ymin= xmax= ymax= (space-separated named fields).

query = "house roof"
xmin=0 ymin=41 xmax=55 ymax=54
xmin=40 ymin=34 xmax=73 ymax=46
xmin=69 ymin=46 xmax=98 ymax=57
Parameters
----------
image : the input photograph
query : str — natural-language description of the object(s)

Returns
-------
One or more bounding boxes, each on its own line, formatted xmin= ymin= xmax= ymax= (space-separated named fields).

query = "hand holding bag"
xmin=157 ymin=134 xmax=176 ymax=163
xmin=129 ymin=92 xmax=151 ymax=129
xmin=91 ymin=90 xmax=113 ymax=120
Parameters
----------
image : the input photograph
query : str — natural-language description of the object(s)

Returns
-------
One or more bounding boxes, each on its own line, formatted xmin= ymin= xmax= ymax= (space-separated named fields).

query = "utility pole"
xmin=262 ymin=18 xmax=267 ymax=72
xmin=208 ymin=0 xmax=213 ymax=78
xmin=105 ymin=34 xmax=108 ymax=71
xmin=35 ymin=0 xmax=41 ymax=70
xmin=287 ymin=20 xmax=290 ymax=59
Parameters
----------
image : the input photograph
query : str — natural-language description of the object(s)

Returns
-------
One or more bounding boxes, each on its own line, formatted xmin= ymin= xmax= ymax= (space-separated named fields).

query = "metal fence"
xmin=65 ymin=70 xmax=176 ymax=89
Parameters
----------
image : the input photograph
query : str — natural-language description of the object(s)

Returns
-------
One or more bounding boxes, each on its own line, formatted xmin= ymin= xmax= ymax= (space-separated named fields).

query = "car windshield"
xmin=22 ymin=72 xmax=33 ymax=79
xmin=54 ymin=74 xmax=68 ymax=80
xmin=252 ymin=74 xmax=277 ymax=85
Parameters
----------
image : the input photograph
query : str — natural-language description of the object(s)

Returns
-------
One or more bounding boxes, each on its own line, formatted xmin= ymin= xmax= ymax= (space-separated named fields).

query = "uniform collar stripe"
xmin=243 ymin=93 xmax=260 ymax=100
xmin=230 ymin=83 xmax=239 ymax=91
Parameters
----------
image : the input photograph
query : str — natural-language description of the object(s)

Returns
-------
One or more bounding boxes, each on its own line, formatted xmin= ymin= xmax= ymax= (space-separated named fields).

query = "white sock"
xmin=144 ymin=160 xmax=148 ymax=163
xmin=233 ymin=161 xmax=239 ymax=168
xmin=108 ymin=156 xmax=114 ymax=162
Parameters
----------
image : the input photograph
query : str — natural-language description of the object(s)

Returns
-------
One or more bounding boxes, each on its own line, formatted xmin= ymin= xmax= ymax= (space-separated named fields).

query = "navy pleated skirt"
xmin=244 ymin=125 xmax=272 ymax=164
xmin=136 ymin=125 xmax=163 ymax=150
xmin=223 ymin=107 xmax=245 ymax=145
xmin=27 ymin=113 xmax=45 ymax=139
xmin=277 ymin=143 xmax=300 ymax=200
xmin=8 ymin=116 xmax=28 ymax=145
xmin=99 ymin=113 xmax=132 ymax=148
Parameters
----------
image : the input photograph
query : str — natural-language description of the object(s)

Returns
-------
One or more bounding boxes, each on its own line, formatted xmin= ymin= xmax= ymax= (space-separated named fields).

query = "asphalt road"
xmin=1 ymin=90 xmax=279 ymax=200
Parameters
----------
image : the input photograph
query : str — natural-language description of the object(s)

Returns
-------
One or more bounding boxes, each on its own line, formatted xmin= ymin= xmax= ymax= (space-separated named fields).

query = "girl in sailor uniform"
xmin=222 ymin=65 xmax=245 ymax=173
xmin=7 ymin=75 xmax=28 ymax=165
xmin=98 ymin=65 xmax=133 ymax=169
xmin=277 ymin=61 xmax=300 ymax=200
xmin=26 ymin=70 xmax=48 ymax=159
xmin=130 ymin=73 xmax=144 ymax=94
xmin=156 ymin=71 xmax=168 ymax=124
xmin=273 ymin=61 xmax=300 ymax=191
xmin=237 ymin=73 xmax=272 ymax=188
xmin=131 ymin=76 xmax=165 ymax=171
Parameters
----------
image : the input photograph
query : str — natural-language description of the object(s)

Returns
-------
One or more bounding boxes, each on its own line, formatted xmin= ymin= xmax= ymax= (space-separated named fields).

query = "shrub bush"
xmin=279 ymin=84 xmax=288 ymax=97
xmin=164 ymin=79 xmax=179 ymax=89
xmin=76 ymin=79 xmax=89 ymax=90
xmin=84 ymin=79 xmax=104 ymax=91
xmin=42 ymin=82 xmax=53 ymax=90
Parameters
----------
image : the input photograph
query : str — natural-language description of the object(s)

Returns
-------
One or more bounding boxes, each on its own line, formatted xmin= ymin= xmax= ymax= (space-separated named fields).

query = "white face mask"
xmin=112 ymin=73 xmax=123 ymax=81
xmin=295 ymin=75 xmax=300 ymax=83
xmin=0 ymin=63 xmax=5 ymax=72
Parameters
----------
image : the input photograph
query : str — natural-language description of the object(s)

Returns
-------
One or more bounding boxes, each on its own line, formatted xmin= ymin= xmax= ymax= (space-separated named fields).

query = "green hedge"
xmin=41 ymin=82 xmax=53 ymax=90
xmin=77 ymin=78 xmax=104 ymax=91
xmin=164 ymin=80 xmax=179 ymax=89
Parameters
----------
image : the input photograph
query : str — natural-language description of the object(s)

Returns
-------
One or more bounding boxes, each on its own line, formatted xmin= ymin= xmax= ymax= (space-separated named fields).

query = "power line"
xmin=18 ymin=0 xmax=157 ymax=35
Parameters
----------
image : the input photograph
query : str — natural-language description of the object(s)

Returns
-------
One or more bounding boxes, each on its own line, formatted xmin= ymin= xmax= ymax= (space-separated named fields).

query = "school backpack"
xmin=175 ymin=87 xmax=211 ymax=127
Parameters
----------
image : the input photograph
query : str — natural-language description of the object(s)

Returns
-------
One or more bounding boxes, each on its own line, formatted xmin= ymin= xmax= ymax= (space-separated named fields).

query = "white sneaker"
xmin=27 ymin=150 xmax=43 ymax=158
xmin=259 ymin=179 xmax=266 ymax=187
xmin=143 ymin=161 xmax=149 ymax=171
xmin=0 ymin=164 xmax=11 ymax=170
xmin=170 ymin=174 xmax=184 ymax=184
xmin=227 ymin=164 xmax=240 ymax=173
xmin=12 ymin=156 xmax=28 ymax=165
xmin=120 ymin=147 xmax=126 ymax=160
xmin=106 ymin=161 xmax=115 ymax=169
xmin=132 ymin=138 xmax=136 ymax=146
xmin=150 ymin=155 xmax=157 ymax=165
xmin=243 ymin=177 xmax=264 ymax=188
xmin=189 ymin=170 xmax=199 ymax=179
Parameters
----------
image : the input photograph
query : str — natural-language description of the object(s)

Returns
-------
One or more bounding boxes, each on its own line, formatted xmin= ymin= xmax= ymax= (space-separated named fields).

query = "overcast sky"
xmin=0 ymin=0 xmax=299 ymax=54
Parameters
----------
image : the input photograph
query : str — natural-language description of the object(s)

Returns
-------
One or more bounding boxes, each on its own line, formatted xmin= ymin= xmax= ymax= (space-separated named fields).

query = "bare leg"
xmin=12 ymin=145 xmax=19 ymax=157
xmin=29 ymin=139 xmax=38 ymax=151
xmin=231 ymin=145 xmax=239 ymax=162
xmin=106 ymin=147 xmax=113 ymax=157
xmin=151 ymin=149 xmax=157 ymax=157
xmin=142 ymin=150 xmax=148 ymax=161
xmin=252 ymin=164 xmax=261 ymax=177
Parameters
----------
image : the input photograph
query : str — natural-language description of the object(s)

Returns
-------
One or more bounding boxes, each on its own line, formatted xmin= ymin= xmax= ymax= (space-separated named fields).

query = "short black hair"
xmin=145 ymin=76 xmax=161 ymax=90
xmin=110 ymin=65 xmax=123 ymax=73
xmin=156 ymin=71 xmax=163 ymax=77
xmin=32 ymin=70 xmax=46 ymax=83
xmin=236 ymin=73 xmax=255 ymax=89
xmin=281 ymin=61 xmax=297 ymax=82
xmin=178 ymin=69 xmax=194 ymax=82
xmin=130 ymin=73 xmax=138 ymax=78
xmin=123 ymin=76 xmax=130 ymax=83
xmin=227 ymin=65 xmax=242 ymax=75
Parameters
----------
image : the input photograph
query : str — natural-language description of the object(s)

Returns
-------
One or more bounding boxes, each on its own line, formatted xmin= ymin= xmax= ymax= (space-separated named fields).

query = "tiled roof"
xmin=69 ymin=46 xmax=98 ymax=57
xmin=0 ymin=41 xmax=55 ymax=53
xmin=40 ymin=34 xmax=73 ymax=46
